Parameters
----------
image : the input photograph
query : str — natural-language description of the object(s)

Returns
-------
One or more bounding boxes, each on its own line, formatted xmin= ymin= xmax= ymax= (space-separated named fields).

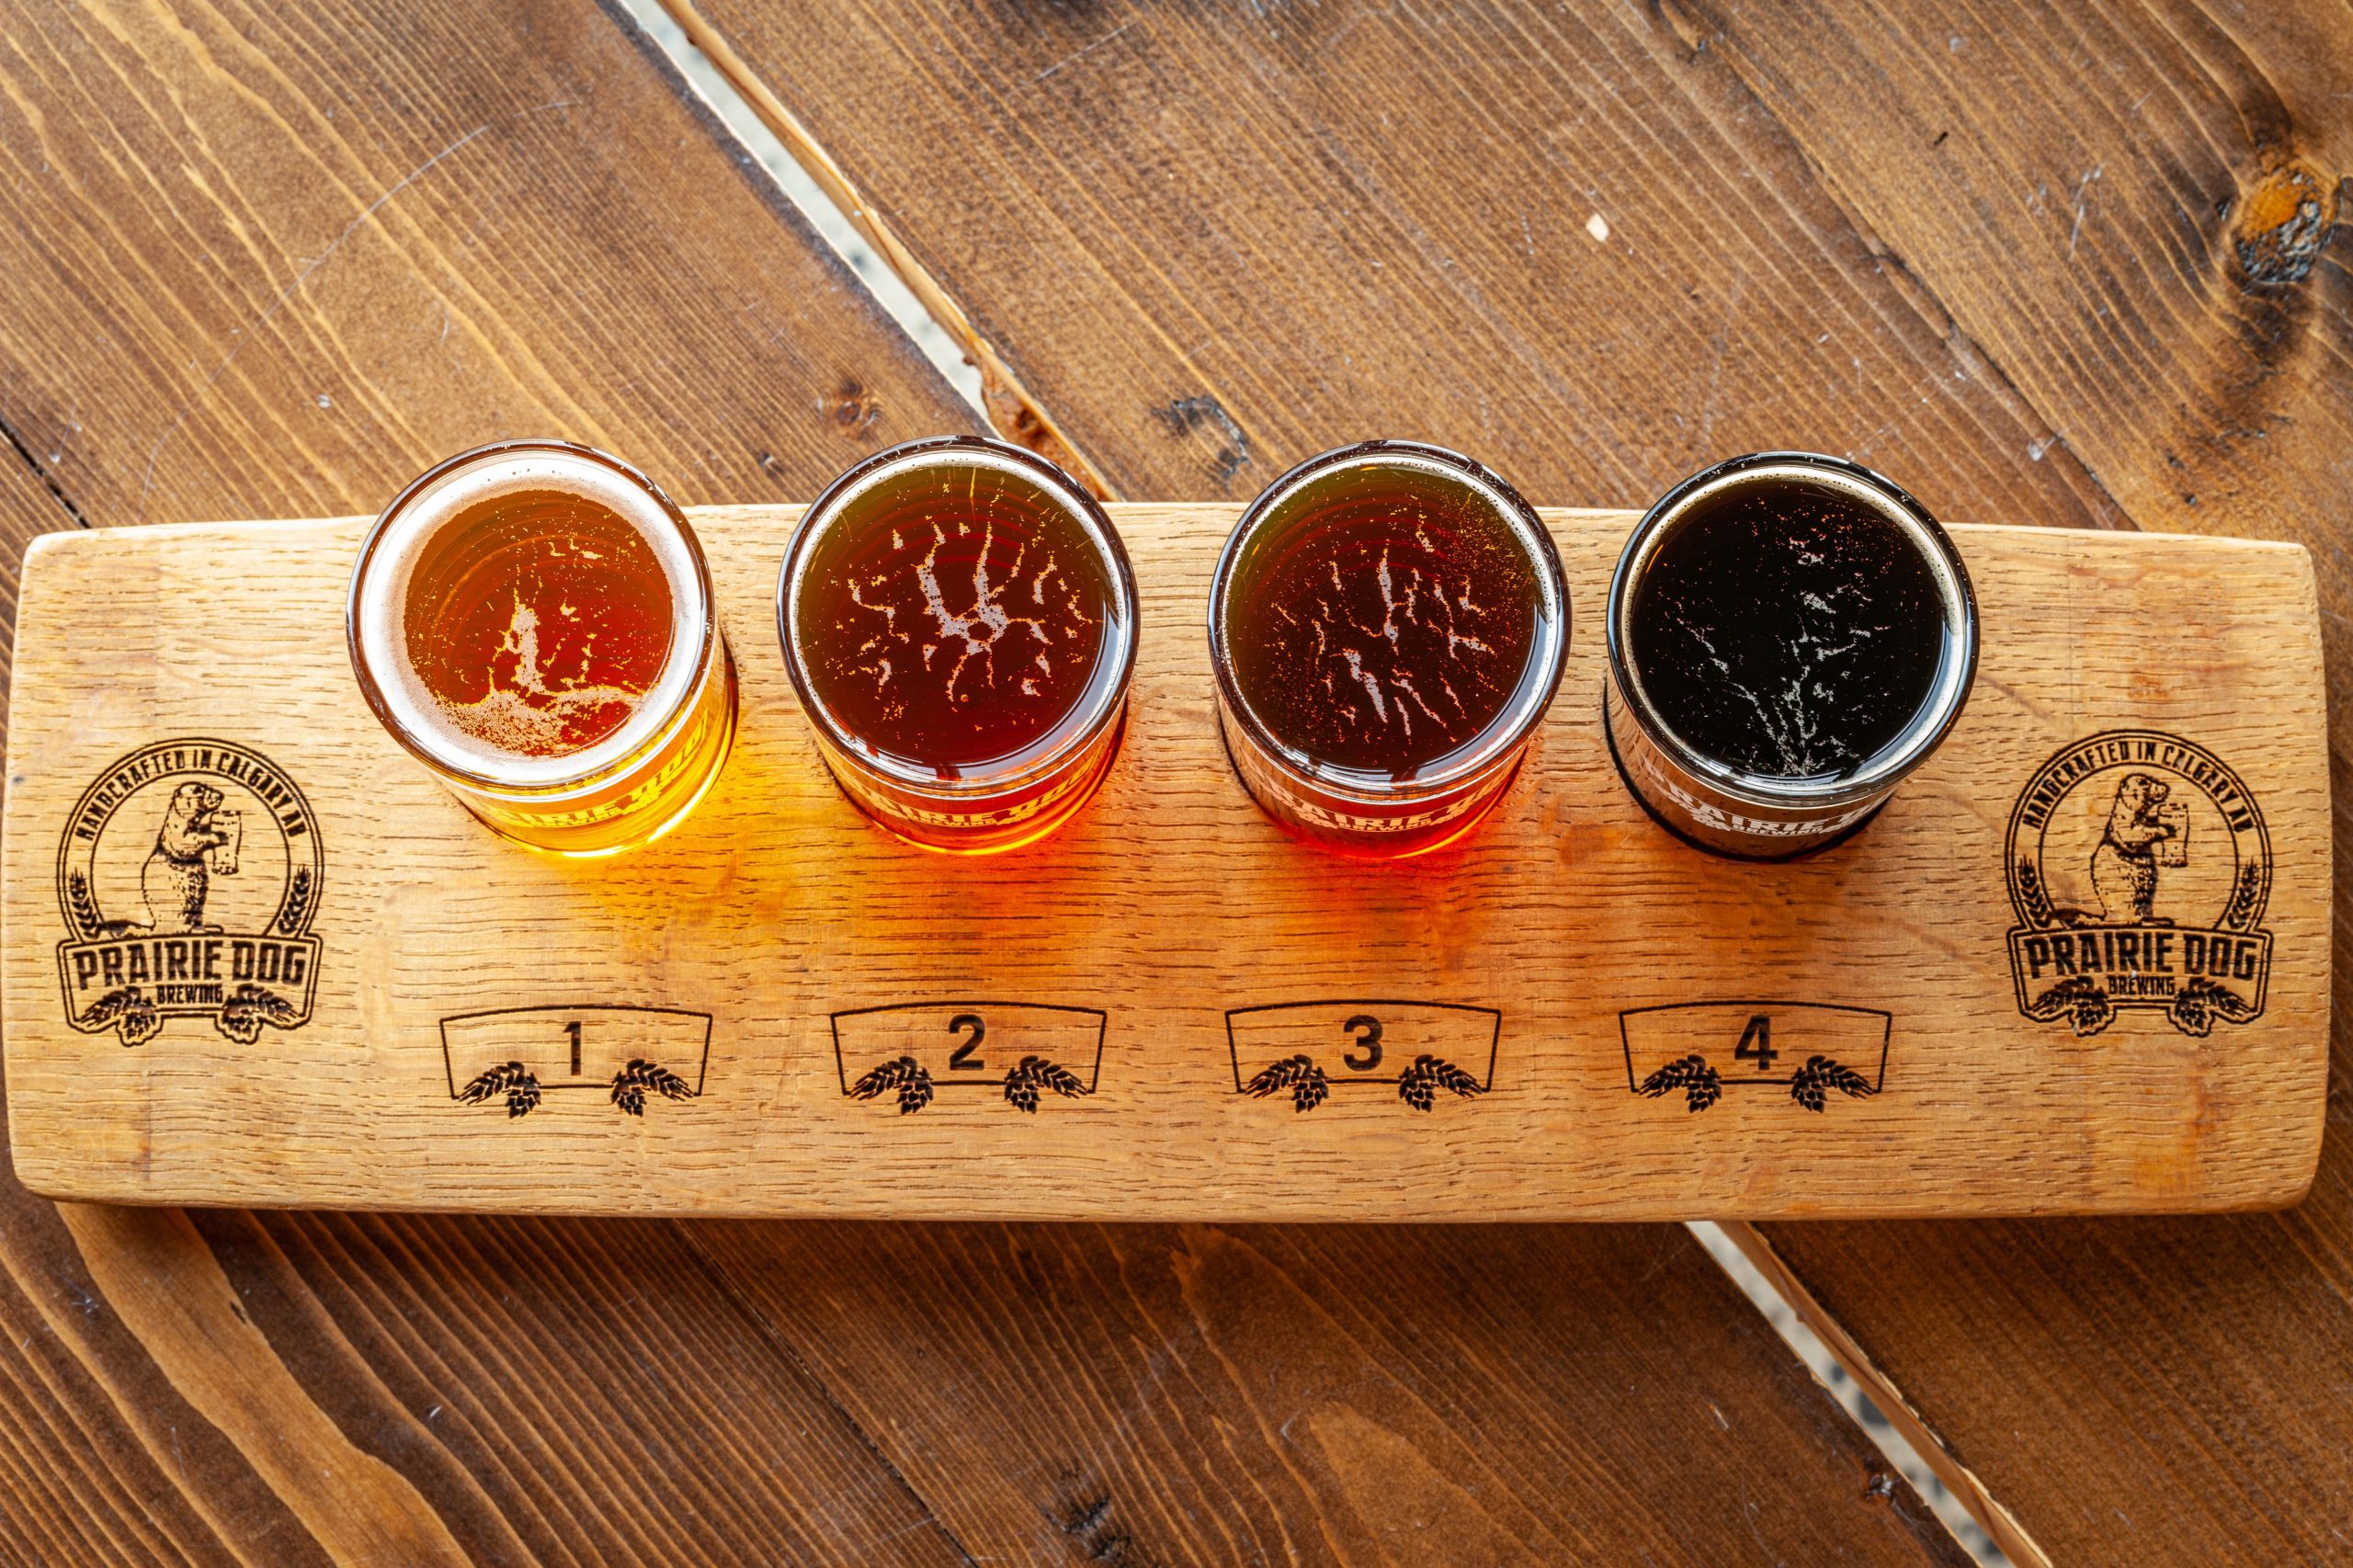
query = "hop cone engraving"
xmin=1789 ymin=1055 xmax=1876 ymax=1113
xmin=459 ymin=1061 xmax=542 ymax=1118
xmin=83 ymin=986 xmax=162 ymax=1048
xmin=849 ymin=1055 xmax=935 ymax=1115
xmin=1242 ymin=1054 xmax=1330 ymax=1113
xmin=1003 ymin=1055 xmax=1088 ymax=1113
xmin=611 ymin=1058 xmax=693 ymax=1116
xmin=2167 ymin=976 xmax=2257 ymax=1039
xmin=1397 ymin=1054 xmax=1484 ymax=1112
xmin=1636 ymin=1053 xmax=1722 ymax=1113
xmin=217 ymin=983 xmax=300 ymax=1046
xmin=2028 ymin=974 xmax=2114 ymax=1037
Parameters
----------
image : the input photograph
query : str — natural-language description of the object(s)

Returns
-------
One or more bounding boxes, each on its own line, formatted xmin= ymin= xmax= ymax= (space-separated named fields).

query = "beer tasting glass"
xmin=779 ymin=436 xmax=1139 ymax=853
xmin=1605 ymin=450 xmax=1978 ymax=858
xmin=1210 ymin=440 xmax=1570 ymax=856
xmin=348 ymin=439 xmax=738 ymax=856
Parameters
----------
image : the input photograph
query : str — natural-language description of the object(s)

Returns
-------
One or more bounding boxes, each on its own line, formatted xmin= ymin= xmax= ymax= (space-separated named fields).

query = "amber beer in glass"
xmin=779 ymin=436 xmax=1139 ymax=852
xmin=1210 ymin=440 xmax=1570 ymax=856
xmin=1605 ymin=451 xmax=1977 ymax=859
xmin=348 ymin=439 xmax=737 ymax=856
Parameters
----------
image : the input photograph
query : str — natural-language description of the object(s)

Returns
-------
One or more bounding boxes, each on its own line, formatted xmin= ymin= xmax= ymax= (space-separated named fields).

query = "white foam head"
xmin=352 ymin=445 xmax=708 ymax=789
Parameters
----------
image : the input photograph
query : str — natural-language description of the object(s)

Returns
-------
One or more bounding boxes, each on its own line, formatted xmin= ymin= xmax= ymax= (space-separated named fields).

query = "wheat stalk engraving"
xmin=1396 ymin=1054 xmax=1483 ymax=1111
xmin=1789 ymin=1055 xmax=1877 ymax=1112
xmin=458 ymin=1061 xmax=542 ymax=1118
xmin=276 ymin=866 xmax=313 ymax=935
xmin=1242 ymin=1053 xmax=1330 ymax=1112
xmin=1004 ymin=1055 xmax=1088 ymax=1113
xmin=2222 ymin=861 xmax=2265 ymax=932
xmin=65 ymin=870 xmax=105 ymax=940
xmin=611 ymin=1058 xmax=693 ymax=1116
xmin=849 ymin=1055 xmax=935 ymax=1115
xmin=1635 ymin=1053 xmax=1722 ymax=1113
xmin=2014 ymin=858 xmax=2055 ymax=926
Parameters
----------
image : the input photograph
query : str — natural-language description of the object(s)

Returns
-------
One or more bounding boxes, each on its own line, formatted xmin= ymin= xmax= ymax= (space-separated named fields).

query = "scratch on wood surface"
xmin=133 ymin=99 xmax=580 ymax=519
xmin=1032 ymin=19 xmax=1136 ymax=84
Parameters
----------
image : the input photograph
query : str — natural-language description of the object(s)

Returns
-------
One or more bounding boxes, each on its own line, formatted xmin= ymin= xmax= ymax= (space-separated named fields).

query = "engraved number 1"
xmin=1734 ymin=1014 xmax=1777 ymax=1073
xmin=566 ymin=1018 xmax=583 ymax=1076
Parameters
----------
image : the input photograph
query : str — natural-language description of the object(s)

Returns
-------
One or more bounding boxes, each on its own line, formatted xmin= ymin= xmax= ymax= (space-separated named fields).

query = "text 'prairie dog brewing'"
xmin=347 ymin=439 xmax=737 ymax=856
xmin=1604 ymin=451 xmax=1977 ymax=859
xmin=1209 ymin=440 xmax=1569 ymax=856
xmin=779 ymin=436 xmax=1139 ymax=853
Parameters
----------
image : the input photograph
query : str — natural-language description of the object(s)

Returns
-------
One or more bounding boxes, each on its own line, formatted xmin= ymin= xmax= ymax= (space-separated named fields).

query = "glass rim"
xmin=776 ymin=434 xmax=1140 ymax=798
xmin=1605 ymin=449 xmax=1980 ymax=810
xmin=1208 ymin=439 xmax=1571 ymax=801
xmin=346 ymin=437 xmax=720 ymax=798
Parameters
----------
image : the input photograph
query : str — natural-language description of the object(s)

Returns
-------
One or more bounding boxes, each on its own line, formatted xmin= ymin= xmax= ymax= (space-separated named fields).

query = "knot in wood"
xmin=2234 ymin=163 xmax=2335 ymax=288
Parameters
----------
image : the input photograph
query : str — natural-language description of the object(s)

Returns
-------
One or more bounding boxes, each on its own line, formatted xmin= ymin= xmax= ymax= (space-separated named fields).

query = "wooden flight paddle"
xmin=0 ymin=506 xmax=2328 ymax=1219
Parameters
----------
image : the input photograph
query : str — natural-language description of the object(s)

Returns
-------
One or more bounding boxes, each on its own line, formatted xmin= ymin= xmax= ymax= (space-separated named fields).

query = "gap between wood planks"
xmin=619 ymin=2 xmax=2049 ymax=1563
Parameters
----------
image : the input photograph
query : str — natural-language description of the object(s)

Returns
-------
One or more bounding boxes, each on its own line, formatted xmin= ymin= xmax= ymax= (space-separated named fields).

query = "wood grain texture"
xmin=669 ymin=0 xmax=2122 ymax=530
xmin=0 ymin=0 xmax=952 ymax=528
xmin=1660 ymin=3 xmax=2353 ymax=1559
xmin=676 ymin=0 xmax=2353 ymax=1551
xmin=693 ymin=1219 xmax=1979 ymax=1567
xmin=0 ymin=0 xmax=991 ymax=1559
xmin=4 ymin=507 xmax=2325 ymax=1219
xmin=0 ymin=454 xmax=76 ymax=750
xmin=0 ymin=0 xmax=1983 ymax=1561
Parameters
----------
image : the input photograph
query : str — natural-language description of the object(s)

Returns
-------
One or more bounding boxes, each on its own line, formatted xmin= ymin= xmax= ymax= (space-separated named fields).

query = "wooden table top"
xmin=0 ymin=1 xmax=2341 ymax=1562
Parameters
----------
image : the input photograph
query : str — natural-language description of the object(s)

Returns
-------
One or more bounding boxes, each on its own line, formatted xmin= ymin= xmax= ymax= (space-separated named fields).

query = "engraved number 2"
xmin=1735 ymin=1014 xmax=1777 ymax=1073
xmin=1341 ymin=1014 xmax=1384 ymax=1072
xmin=948 ymin=1013 xmax=988 ymax=1072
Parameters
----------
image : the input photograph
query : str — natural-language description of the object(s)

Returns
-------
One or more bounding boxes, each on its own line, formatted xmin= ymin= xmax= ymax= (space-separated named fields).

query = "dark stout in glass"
xmin=1626 ymin=476 xmax=1948 ymax=780
xmin=1606 ymin=452 xmax=1976 ymax=858
xmin=1212 ymin=442 xmax=1568 ymax=856
xmin=781 ymin=437 xmax=1136 ymax=852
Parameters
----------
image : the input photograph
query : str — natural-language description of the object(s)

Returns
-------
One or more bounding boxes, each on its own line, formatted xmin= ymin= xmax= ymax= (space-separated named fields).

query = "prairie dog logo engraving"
xmin=57 ymin=739 xmax=323 ymax=1047
xmin=2006 ymin=732 xmax=2269 ymax=1039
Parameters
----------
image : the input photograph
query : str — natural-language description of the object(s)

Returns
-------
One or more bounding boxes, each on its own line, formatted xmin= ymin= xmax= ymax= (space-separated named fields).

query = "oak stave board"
xmin=0 ymin=505 xmax=2326 ymax=1218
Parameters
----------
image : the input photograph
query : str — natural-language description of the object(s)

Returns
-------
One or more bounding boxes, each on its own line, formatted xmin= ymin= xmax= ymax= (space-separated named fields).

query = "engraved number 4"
xmin=1735 ymin=1014 xmax=1777 ymax=1073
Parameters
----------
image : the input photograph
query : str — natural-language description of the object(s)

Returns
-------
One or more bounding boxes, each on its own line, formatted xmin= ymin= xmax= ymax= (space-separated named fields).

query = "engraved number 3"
xmin=1342 ymin=1014 xmax=1384 ymax=1072
xmin=948 ymin=1013 xmax=987 ymax=1072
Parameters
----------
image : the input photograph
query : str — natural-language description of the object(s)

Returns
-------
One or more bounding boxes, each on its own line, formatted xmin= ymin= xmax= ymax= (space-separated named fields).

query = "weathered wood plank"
xmin=670 ymin=0 xmax=2120 ymax=528
xmin=692 ymin=1220 xmax=1978 ymax=1566
xmin=1659 ymin=2 xmax=2353 ymax=1560
xmin=0 ymin=452 xmax=76 ymax=749
xmin=0 ymin=0 xmax=941 ymax=526
xmin=0 ymin=0 xmax=982 ymax=1559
